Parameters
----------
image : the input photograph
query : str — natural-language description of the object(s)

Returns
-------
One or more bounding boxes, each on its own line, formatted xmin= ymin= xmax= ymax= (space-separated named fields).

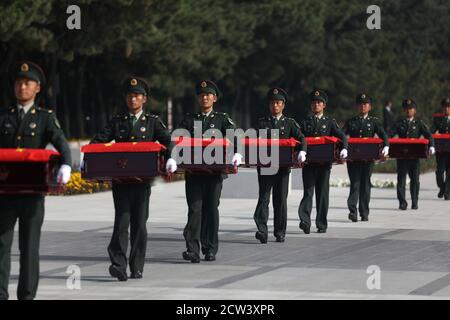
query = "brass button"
xmin=31 ymin=132 xmax=35 ymax=136
xmin=17 ymin=136 xmax=22 ymax=140
xmin=131 ymin=136 xmax=135 ymax=140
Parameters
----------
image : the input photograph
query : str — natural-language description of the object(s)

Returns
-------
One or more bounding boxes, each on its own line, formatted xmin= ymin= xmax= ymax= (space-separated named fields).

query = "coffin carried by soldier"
xmin=81 ymin=141 xmax=167 ymax=182
xmin=0 ymin=148 xmax=62 ymax=194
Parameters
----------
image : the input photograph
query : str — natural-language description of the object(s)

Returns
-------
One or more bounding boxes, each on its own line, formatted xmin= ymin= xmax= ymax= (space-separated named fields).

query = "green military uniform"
xmin=431 ymin=98 xmax=450 ymax=200
xmin=343 ymin=93 xmax=389 ymax=222
xmin=0 ymin=62 xmax=71 ymax=300
xmin=390 ymin=99 xmax=434 ymax=210
xmin=179 ymin=80 xmax=236 ymax=263
xmin=298 ymin=89 xmax=348 ymax=234
xmin=253 ymin=88 xmax=306 ymax=243
xmin=90 ymin=77 xmax=173 ymax=280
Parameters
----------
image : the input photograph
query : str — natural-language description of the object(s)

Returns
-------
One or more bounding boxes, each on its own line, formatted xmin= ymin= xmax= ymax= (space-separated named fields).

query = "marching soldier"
xmin=431 ymin=98 xmax=450 ymax=200
xmin=298 ymin=89 xmax=348 ymax=234
xmin=0 ymin=61 xmax=72 ymax=300
xmin=253 ymin=87 xmax=307 ymax=244
xmin=343 ymin=93 xmax=389 ymax=222
xmin=177 ymin=80 xmax=242 ymax=263
xmin=90 ymin=77 xmax=177 ymax=281
xmin=390 ymin=99 xmax=435 ymax=210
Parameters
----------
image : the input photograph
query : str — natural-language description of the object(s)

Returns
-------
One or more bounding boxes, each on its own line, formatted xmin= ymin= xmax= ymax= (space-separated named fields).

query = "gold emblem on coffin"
xmin=117 ymin=158 xmax=129 ymax=169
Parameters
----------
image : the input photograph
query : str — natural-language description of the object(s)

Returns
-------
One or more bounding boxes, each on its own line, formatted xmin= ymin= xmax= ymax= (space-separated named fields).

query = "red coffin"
xmin=433 ymin=134 xmax=450 ymax=154
xmin=81 ymin=142 xmax=166 ymax=182
xmin=173 ymin=137 xmax=236 ymax=174
xmin=388 ymin=138 xmax=429 ymax=159
xmin=347 ymin=138 xmax=383 ymax=162
xmin=242 ymin=138 xmax=301 ymax=168
xmin=0 ymin=148 xmax=62 ymax=194
xmin=305 ymin=136 xmax=340 ymax=163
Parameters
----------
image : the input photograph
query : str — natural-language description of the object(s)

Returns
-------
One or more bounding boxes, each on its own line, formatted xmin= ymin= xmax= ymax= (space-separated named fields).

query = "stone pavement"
xmin=6 ymin=163 xmax=450 ymax=300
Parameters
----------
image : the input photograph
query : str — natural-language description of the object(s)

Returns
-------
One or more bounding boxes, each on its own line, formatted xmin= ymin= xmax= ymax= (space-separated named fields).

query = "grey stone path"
xmin=6 ymin=164 xmax=450 ymax=299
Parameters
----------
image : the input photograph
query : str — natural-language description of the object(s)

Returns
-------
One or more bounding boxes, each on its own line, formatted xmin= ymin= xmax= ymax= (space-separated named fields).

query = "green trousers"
xmin=347 ymin=162 xmax=374 ymax=218
xmin=436 ymin=154 xmax=450 ymax=198
xmin=0 ymin=195 xmax=45 ymax=300
xmin=397 ymin=159 xmax=420 ymax=207
xmin=184 ymin=174 xmax=223 ymax=257
xmin=109 ymin=183 xmax=151 ymax=274
xmin=253 ymin=168 xmax=290 ymax=237
xmin=298 ymin=163 xmax=331 ymax=230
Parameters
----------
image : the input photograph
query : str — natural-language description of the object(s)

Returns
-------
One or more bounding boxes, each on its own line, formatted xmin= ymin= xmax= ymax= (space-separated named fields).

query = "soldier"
xmin=253 ymin=87 xmax=307 ymax=244
xmin=90 ymin=76 xmax=177 ymax=281
xmin=0 ymin=61 xmax=72 ymax=300
xmin=390 ymin=99 xmax=435 ymax=210
xmin=177 ymin=80 xmax=242 ymax=263
xmin=298 ymin=89 xmax=348 ymax=234
xmin=431 ymin=98 xmax=450 ymax=200
xmin=343 ymin=93 xmax=389 ymax=222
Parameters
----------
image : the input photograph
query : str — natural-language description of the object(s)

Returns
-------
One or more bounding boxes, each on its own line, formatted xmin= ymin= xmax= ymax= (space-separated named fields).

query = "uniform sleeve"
xmin=374 ymin=119 xmax=389 ymax=147
xmin=331 ymin=119 xmax=348 ymax=149
xmin=90 ymin=119 xmax=115 ymax=144
xmin=222 ymin=114 xmax=236 ymax=131
xmin=45 ymin=113 xmax=72 ymax=166
xmin=342 ymin=119 xmax=350 ymax=136
xmin=430 ymin=117 xmax=440 ymax=134
xmin=420 ymin=121 xmax=434 ymax=147
xmin=291 ymin=119 xmax=307 ymax=152
xmin=154 ymin=118 xmax=174 ymax=159
xmin=389 ymin=121 xmax=399 ymax=138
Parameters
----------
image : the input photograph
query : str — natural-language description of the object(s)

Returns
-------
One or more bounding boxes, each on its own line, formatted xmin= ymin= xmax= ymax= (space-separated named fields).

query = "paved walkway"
xmin=6 ymin=164 xmax=450 ymax=300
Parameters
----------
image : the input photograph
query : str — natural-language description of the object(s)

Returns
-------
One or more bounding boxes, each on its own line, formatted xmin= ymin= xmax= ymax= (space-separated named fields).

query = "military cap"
xmin=14 ymin=61 xmax=46 ymax=86
xmin=267 ymin=87 xmax=288 ymax=102
xmin=402 ymin=98 xmax=417 ymax=109
xmin=122 ymin=76 xmax=149 ymax=96
xmin=310 ymin=89 xmax=328 ymax=103
xmin=441 ymin=97 xmax=450 ymax=108
xmin=356 ymin=93 xmax=372 ymax=104
xmin=195 ymin=80 xmax=220 ymax=98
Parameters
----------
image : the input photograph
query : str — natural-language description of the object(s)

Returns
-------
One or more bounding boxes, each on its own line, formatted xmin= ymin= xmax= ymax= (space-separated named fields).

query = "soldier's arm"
xmin=291 ymin=119 xmax=307 ymax=152
xmin=153 ymin=117 xmax=174 ymax=158
xmin=222 ymin=114 xmax=240 ymax=154
xmin=389 ymin=121 xmax=399 ymax=137
xmin=331 ymin=120 xmax=348 ymax=149
xmin=90 ymin=118 xmax=115 ymax=144
xmin=374 ymin=119 xmax=389 ymax=147
xmin=45 ymin=113 xmax=72 ymax=166
xmin=342 ymin=119 xmax=349 ymax=136
xmin=420 ymin=121 xmax=434 ymax=147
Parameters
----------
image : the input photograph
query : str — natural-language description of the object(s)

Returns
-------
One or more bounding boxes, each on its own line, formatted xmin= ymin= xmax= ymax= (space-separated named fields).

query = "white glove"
xmin=340 ymin=148 xmax=348 ymax=159
xmin=429 ymin=147 xmax=436 ymax=156
xmin=57 ymin=164 xmax=72 ymax=184
xmin=382 ymin=146 xmax=389 ymax=157
xmin=166 ymin=158 xmax=177 ymax=173
xmin=298 ymin=151 xmax=307 ymax=163
xmin=232 ymin=153 xmax=243 ymax=166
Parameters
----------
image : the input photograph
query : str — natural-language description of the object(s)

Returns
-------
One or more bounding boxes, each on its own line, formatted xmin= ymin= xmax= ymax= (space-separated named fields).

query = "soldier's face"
xmin=14 ymin=78 xmax=40 ymax=103
xmin=358 ymin=103 xmax=371 ymax=115
xmin=443 ymin=106 xmax=450 ymax=116
xmin=311 ymin=100 xmax=325 ymax=114
xmin=198 ymin=93 xmax=217 ymax=111
xmin=269 ymin=99 xmax=285 ymax=116
xmin=126 ymin=93 xmax=147 ymax=113
xmin=405 ymin=107 xmax=416 ymax=118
